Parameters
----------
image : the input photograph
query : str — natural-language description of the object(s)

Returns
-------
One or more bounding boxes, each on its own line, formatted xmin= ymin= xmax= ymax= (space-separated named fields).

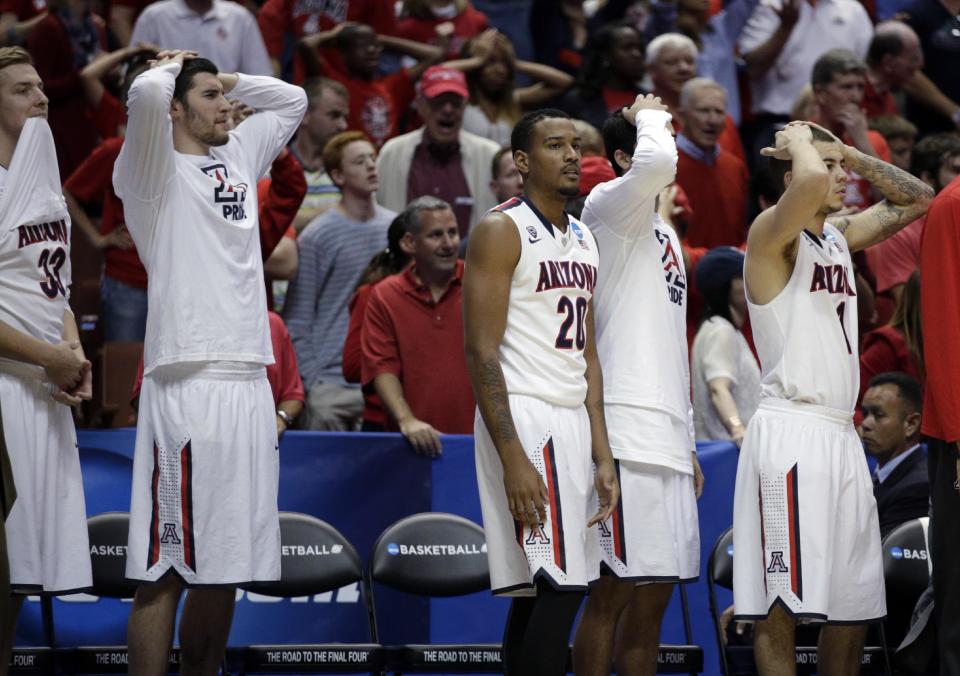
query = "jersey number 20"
xmin=556 ymin=296 xmax=587 ymax=350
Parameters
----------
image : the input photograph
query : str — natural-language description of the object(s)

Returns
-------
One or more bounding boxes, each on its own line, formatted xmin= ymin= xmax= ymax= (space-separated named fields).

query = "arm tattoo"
xmin=847 ymin=150 xmax=933 ymax=205
xmin=475 ymin=356 xmax=518 ymax=444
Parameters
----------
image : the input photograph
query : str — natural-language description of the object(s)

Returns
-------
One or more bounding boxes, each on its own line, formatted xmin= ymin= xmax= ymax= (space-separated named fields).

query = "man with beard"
xmin=114 ymin=50 xmax=306 ymax=675
xmin=464 ymin=108 xmax=619 ymax=675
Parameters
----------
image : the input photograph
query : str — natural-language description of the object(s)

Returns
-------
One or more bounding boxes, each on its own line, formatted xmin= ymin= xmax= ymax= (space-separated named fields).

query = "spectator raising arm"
xmin=79 ymin=42 xmax=156 ymax=110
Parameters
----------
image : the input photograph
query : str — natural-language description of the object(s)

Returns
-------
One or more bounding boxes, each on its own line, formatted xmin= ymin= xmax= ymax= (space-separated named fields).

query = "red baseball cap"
xmin=418 ymin=66 xmax=469 ymax=100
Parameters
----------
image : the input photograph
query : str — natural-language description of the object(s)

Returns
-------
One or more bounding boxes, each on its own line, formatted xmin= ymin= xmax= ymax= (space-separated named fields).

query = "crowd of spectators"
xmin=36 ymin=0 xmax=951 ymax=455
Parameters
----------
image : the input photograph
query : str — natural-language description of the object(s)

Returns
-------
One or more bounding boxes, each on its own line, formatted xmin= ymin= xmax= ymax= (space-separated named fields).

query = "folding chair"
xmin=65 ymin=511 xmax=183 ymax=674
xmin=881 ymin=517 xmax=931 ymax=652
xmin=230 ymin=512 xmax=384 ymax=674
xmin=707 ymin=526 xmax=890 ymax=675
xmin=365 ymin=512 xmax=500 ymax=674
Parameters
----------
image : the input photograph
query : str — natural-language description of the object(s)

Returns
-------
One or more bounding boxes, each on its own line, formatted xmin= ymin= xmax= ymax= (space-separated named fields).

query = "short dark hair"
xmin=173 ymin=58 xmax=219 ymax=104
xmin=811 ymin=49 xmax=865 ymax=89
xmin=867 ymin=371 xmax=922 ymax=413
xmin=511 ymin=108 xmax=570 ymax=154
xmin=337 ymin=23 xmax=374 ymax=50
xmin=750 ymin=164 xmax=785 ymax=207
xmin=867 ymin=31 xmax=904 ymax=67
xmin=601 ymin=114 xmax=636 ymax=178
xmin=910 ymin=133 xmax=960 ymax=182
xmin=869 ymin=114 xmax=917 ymax=143
xmin=768 ymin=125 xmax=838 ymax=188
xmin=491 ymin=146 xmax=511 ymax=180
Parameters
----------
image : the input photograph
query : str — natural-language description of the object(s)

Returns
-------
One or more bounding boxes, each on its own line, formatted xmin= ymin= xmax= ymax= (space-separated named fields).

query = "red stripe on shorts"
xmin=148 ymin=441 xmax=161 ymax=569
xmin=786 ymin=464 xmax=803 ymax=601
xmin=180 ymin=440 xmax=196 ymax=573
xmin=542 ymin=438 xmax=567 ymax=573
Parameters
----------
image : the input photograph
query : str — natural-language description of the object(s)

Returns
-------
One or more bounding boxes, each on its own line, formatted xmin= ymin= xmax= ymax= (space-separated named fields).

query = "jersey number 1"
xmin=38 ymin=247 xmax=66 ymax=299
xmin=556 ymin=296 xmax=587 ymax=350
xmin=836 ymin=301 xmax=852 ymax=355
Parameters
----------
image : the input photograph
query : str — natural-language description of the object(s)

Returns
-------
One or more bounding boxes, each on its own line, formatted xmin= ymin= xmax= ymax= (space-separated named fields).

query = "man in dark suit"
xmin=860 ymin=371 xmax=929 ymax=538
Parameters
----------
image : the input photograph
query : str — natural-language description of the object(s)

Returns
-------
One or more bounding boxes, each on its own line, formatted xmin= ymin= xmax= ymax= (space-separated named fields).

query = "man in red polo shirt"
xmin=360 ymin=196 xmax=474 ymax=456
xmin=864 ymin=22 xmax=923 ymax=120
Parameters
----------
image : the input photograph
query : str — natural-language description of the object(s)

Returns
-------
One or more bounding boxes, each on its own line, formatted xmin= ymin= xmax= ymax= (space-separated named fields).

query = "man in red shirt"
xmin=257 ymin=0 xmax=396 ymax=81
xmin=864 ymin=21 xmax=923 ymax=120
xmin=676 ymin=78 xmax=749 ymax=248
xmin=299 ymin=22 xmax=443 ymax=148
xmin=360 ymin=196 xmax=474 ymax=456
xmin=919 ymin=173 xmax=960 ymax=675
xmin=811 ymin=49 xmax=893 ymax=211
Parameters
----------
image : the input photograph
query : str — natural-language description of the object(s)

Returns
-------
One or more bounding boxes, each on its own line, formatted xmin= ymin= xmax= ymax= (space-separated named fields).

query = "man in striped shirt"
xmin=284 ymin=130 xmax=395 ymax=430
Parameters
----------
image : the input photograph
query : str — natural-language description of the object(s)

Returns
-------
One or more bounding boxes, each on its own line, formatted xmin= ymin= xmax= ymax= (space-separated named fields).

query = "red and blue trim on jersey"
xmin=542 ymin=437 xmax=567 ymax=573
xmin=786 ymin=463 xmax=803 ymax=601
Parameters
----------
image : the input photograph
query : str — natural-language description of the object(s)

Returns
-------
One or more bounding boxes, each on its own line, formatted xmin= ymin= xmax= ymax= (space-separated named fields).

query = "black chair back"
xmin=882 ymin=517 xmax=930 ymax=606
xmin=88 ymin=511 xmax=137 ymax=599
xmin=242 ymin=512 xmax=363 ymax=597
xmin=369 ymin=513 xmax=489 ymax=597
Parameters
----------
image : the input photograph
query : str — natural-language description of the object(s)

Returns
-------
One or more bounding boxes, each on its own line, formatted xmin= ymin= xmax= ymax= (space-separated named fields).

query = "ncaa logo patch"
xmin=890 ymin=546 xmax=903 ymax=560
xmin=387 ymin=543 xmax=400 ymax=556
xmin=527 ymin=225 xmax=540 ymax=243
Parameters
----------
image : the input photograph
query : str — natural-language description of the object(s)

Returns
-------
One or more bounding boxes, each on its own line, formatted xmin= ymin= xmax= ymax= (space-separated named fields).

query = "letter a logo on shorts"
xmin=160 ymin=522 xmax=181 ymax=545
xmin=767 ymin=550 xmax=789 ymax=574
xmin=526 ymin=525 xmax=551 ymax=546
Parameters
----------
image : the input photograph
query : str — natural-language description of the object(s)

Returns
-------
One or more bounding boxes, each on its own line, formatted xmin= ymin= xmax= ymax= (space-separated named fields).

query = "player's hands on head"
xmin=760 ymin=122 xmax=813 ymax=160
xmin=623 ymin=94 xmax=668 ymax=125
xmin=149 ymin=50 xmax=198 ymax=69
xmin=503 ymin=453 xmax=548 ymax=529
xmin=588 ymin=459 xmax=619 ymax=527
xmin=400 ymin=417 xmax=443 ymax=458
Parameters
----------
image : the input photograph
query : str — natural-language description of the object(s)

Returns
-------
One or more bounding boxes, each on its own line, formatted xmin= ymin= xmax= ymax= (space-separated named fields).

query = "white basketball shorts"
xmin=598 ymin=460 xmax=699 ymax=583
xmin=127 ymin=362 xmax=280 ymax=586
xmin=0 ymin=362 xmax=91 ymax=593
xmin=733 ymin=399 xmax=886 ymax=623
xmin=475 ymin=394 xmax=600 ymax=596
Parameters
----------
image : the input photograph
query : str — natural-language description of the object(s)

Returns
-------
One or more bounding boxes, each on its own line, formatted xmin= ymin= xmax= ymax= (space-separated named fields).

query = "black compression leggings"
xmin=503 ymin=578 xmax=586 ymax=676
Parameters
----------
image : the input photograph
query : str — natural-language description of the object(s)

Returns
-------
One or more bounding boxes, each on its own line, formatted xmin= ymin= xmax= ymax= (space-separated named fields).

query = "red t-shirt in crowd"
xmin=26 ymin=12 xmax=106 ymax=178
xmin=920 ymin=176 xmax=960 ymax=441
xmin=677 ymin=148 xmax=749 ymax=249
xmin=64 ymin=137 xmax=147 ymax=289
xmin=92 ymin=90 xmax=127 ymax=140
xmin=257 ymin=149 xmax=307 ymax=258
xmin=862 ymin=78 xmax=897 ymax=120
xmin=858 ymin=324 xmax=921 ymax=410
xmin=395 ymin=7 xmax=488 ymax=59
xmin=873 ymin=216 xmax=922 ymax=294
xmin=602 ymin=88 xmax=638 ymax=116
xmin=257 ymin=0 xmax=396 ymax=81
xmin=330 ymin=68 xmax=413 ymax=149
xmin=361 ymin=260 xmax=474 ymax=434
xmin=343 ymin=281 xmax=388 ymax=427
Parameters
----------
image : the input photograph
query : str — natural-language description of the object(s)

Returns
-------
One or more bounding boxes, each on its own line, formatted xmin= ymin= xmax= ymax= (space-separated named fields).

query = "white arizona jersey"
xmin=747 ymin=223 xmax=859 ymax=412
xmin=583 ymin=108 xmax=695 ymax=471
xmin=495 ymin=197 xmax=599 ymax=408
xmin=113 ymin=63 xmax=307 ymax=373
xmin=0 ymin=119 xmax=71 ymax=355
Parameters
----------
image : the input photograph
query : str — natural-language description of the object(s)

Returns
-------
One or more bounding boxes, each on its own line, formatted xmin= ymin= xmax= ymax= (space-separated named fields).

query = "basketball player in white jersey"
xmin=464 ymin=108 xmax=620 ymax=675
xmin=734 ymin=121 xmax=933 ymax=675
xmin=0 ymin=47 xmax=93 ymax=673
xmin=113 ymin=50 xmax=306 ymax=675
xmin=573 ymin=94 xmax=703 ymax=676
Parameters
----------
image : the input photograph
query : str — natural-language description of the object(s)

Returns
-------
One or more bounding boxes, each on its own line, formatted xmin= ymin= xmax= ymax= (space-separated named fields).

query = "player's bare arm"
xmin=0 ymin=319 xmax=84 ymax=391
xmin=464 ymin=211 xmax=548 ymax=530
xmin=745 ymin=124 xmax=831 ymax=305
xmin=582 ymin=299 xmax=619 ymax=527
xmin=830 ymin=147 xmax=934 ymax=252
xmin=51 ymin=310 xmax=92 ymax=408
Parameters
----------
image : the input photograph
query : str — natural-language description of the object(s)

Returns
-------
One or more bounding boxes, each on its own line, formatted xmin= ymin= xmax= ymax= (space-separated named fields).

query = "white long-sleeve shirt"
xmin=582 ymin=109 xmax=696 ymax=473
xmin=114 ymin=63 xmax=306 ymax=373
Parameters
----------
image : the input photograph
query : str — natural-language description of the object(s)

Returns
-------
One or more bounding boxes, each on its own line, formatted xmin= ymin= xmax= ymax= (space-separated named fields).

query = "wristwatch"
xmin=276 ymin=409 xmax=293 ymax=427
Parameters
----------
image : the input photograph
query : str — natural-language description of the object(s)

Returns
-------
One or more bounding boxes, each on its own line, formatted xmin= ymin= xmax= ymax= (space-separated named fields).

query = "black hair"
xmin=910 ymin=133 xmax=960 ymax=185
xmin=573 ymin=20 xmax=642 ymax=101
xmin=768 ymin=126 xmax=839 ymax=189
xmin=750 ymin=164 xmax=785 ymax=207
xmin=867 ymin=31 xmax=904 ymax=67
xmin=356 ymin=213 xmax=412 ymax=287
xmin=173 ymin=58 xmax=219 ymax=104
xmin=601 ymin=114 xmax=636 ymax=177
xmin=867 ymin=371 xmax=923 ymax=413
xmin=491 ymin=146 xmax=512 ymax=180
xmin=336 ymin=23 xmax=374 ymax=51
xmin=811 ymin=49 xmax=865 ymax=89
xmin=511 ymin=108 xmax=571 ymax=154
